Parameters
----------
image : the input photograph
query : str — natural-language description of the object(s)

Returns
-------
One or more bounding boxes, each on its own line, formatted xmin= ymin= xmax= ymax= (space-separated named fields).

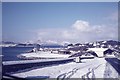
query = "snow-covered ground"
xmin=11 ymin=48 xmax=119 ymax=79
xmin=104 ymin=61 xmax=119 ymax=78
xmin=12 ymin=58 xmax=118 ymax=79
xmin=88 ymin=48 xmax=108 ymax=57
xmin=81 ymin=55 xmax=94 ymax=58
xmin=18 ymin=51 xmax=71 ymax=59
xmin=18 ymin=48 xmax=108 ymax=59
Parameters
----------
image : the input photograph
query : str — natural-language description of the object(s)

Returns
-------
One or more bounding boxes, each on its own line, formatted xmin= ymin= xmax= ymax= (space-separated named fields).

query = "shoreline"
xmin=17 ymin=54 xmax=64 ymax=60
xmin=17 ymin=51 xmax=71 ymax=60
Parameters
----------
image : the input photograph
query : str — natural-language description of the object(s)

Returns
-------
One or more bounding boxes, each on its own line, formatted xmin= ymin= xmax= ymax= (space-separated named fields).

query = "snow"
xmin=19 ymin=51 xmax=71 ymax=59
xmin=104 ymin=62 xmax=119 ymax=78
xmin=81 ymin=55 xmax=95 ymax=58
xmin=102 ymin=41 xmax=107 ymax=43
xmin=8 ymin=48 xmax=119 ymax=79
xmin=88 ymin=48 xmax=108 ymax=57
xmin=105 ymin=54 xmax=115 ymax=58
xmin=3 ymin=58 xmax=74 ymax=66
xmin=12 ymin=58 xmax=112 ymax=78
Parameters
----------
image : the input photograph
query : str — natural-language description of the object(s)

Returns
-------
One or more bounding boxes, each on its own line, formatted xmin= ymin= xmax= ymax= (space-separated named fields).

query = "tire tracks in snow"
xmin=57 ymin=63 xmax=103 ymax=80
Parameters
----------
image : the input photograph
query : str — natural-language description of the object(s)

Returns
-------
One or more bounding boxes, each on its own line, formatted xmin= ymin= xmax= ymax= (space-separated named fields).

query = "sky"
xmin=2 ymin=2 xmax=118 ymax=44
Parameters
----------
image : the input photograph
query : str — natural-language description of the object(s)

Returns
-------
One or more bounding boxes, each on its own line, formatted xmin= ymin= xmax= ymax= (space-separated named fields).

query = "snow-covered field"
xmin=12 ymin=57 xmax=118 ymax=79
xmin=18 ymin=51 xmax=71 ymax=59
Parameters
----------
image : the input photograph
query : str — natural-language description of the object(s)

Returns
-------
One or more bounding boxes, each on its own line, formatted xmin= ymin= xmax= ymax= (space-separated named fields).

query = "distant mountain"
xmin=1 ymin=41 xmax=17 ymax=44
xmin=1 ymin=40 xmax=119 ymax=48
xmin=106 ymin=40 xmax=120 ymax=45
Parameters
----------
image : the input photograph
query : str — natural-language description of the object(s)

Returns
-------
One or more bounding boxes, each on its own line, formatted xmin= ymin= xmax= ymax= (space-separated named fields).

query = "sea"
xmin=2 ymin=45 xmax=63 ymax=61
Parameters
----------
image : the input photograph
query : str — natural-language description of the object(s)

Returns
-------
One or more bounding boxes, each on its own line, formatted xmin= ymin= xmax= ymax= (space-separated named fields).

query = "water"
xmin=2 ymin=45 xmax=64 ymax=61
xmin=2 ymin=47 xmax=33 ymax=61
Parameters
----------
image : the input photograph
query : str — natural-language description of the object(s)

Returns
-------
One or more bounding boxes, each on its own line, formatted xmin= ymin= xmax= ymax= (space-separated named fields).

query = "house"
xmin=58 ymin=49 xmax=71 ymax=54
xmin=103 ymin=48 xmax=115 ymax=57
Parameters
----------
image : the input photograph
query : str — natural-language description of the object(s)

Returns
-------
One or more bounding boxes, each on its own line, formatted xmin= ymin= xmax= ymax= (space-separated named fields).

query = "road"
xmin=105 ymin=58 xmax=120 ymax=75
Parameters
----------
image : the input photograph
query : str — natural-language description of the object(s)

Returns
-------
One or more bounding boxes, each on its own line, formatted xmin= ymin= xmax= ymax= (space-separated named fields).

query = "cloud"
xmin=72 ymin=20 xmax=90 ymax=31
xmin=36 ymin=20 xmax=118 ymax=43
xmin=62 ymin=30 xmax=77 ymax=39
xmin=63 ymin=20 xmax=118 ymax=42
xmin=46 ymin=40 xmax=58 ymax=44
xmin=71 ymin=20 xmax=106 ymax=33
xmin=36 ymin=28 xmax=64 ymax=42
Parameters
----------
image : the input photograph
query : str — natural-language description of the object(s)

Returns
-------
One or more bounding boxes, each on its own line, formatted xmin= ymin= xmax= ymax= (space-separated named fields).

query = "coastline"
xmin=17 ymin=51 xmax=71 ymax=60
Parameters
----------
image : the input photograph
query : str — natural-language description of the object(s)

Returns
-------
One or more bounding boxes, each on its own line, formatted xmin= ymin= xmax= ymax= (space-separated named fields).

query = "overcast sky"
xmin=2 ymin=2 xmax=118 ymax=43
